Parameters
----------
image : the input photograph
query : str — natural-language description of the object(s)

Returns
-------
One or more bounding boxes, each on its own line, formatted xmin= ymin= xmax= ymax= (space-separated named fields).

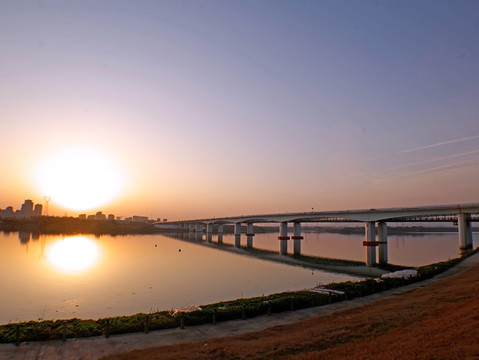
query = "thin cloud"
xmin=345 ymin=152 xmax=479 ymax=186
xmin=398 ymin=158 xmax=478 ymax=177
xmin=372 ymin=158 xmax=479 ymax=183
xmin=385 ymin=148 xmax=479 ymax=172
xmin=398 ymin=135 xmax=479 ymax=154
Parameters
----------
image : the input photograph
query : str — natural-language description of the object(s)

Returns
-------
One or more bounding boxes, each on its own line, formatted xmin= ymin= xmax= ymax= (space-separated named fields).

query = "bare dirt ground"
xmin=101 ymin=261 xmax=479 ymax=360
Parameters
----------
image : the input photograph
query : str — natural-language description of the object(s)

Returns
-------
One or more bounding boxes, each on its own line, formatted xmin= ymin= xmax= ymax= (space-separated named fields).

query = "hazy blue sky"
xmin=1 ymin=0 xmax=478 ymax=219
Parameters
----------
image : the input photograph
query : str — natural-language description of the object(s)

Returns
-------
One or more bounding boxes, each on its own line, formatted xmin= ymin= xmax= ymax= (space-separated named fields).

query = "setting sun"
xmin=36 ymin=148 xmax=124 ymax=211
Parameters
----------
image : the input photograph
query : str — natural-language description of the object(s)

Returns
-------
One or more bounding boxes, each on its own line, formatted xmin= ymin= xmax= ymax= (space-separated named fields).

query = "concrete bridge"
xmin=155 ymin=203 xmax=479 ymax=266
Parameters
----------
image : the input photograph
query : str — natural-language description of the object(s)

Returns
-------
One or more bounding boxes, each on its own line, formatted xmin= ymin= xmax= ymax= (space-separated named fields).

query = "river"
xmin=0 ymin=230 xmax=467 ymax=324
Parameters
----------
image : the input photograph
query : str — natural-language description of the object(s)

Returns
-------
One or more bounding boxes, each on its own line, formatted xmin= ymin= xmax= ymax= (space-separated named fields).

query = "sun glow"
xmin=36 ymin=148 xmax=124 ymax=211
xmin=47 ymin=236 xmax=100 ymax=272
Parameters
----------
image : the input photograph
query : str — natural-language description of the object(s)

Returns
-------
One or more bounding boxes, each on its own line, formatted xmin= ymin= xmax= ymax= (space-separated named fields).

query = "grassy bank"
xmin=1 ymin=250 xmax=475 ymax=344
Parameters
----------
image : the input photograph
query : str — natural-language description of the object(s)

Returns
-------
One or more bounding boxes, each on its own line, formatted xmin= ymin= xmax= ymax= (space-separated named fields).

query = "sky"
xmin=0 ymin=0 xmax=478 ymax=220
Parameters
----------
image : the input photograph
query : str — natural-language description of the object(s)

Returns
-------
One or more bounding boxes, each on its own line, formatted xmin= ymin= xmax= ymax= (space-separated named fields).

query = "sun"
xmin=36 ymin=147 xmax=124 ymax=211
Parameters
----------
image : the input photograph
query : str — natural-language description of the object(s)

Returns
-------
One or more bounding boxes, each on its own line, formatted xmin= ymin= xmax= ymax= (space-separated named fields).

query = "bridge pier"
xmin=206 ymin=223 xmax=213 ymax=243
xmin=278 ymin=221 xmax=290 ymax=255
xmin=234 ymin=222 xmax=242 ymax=248
xmin=188 ymin=223 xmax=194 ymax=233
xmin=195 ymin=223 xmax=204 ymax=241
xmin=292 ymin=221 xmax=303 ymax=255
xmin=364 ymin=222 xmax=377 ymax=266
xmin=246 ymin=223 xmax=255 ymax=248
xmin=217 ymin=224 xmax=224 ymax=244
xmin=458 ymin=213 xmax=473 ymax=251
xmin=377 ymin=222 xmax=388 ymax=264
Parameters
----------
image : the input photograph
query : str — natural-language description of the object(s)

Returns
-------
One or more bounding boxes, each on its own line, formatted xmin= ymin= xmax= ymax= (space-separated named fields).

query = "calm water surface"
xmin=0 ymin=230 xmax=468 ymax=324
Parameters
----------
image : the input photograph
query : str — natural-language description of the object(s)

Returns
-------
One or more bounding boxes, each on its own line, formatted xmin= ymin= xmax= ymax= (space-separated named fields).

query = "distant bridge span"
xmin=155 ymin=203 xmax=479 ymax=266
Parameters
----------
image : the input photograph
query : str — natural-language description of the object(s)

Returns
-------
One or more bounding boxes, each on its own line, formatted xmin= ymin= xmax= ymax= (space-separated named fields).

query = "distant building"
xmin=87 ymin=215 xmax=96 ymax=220
xmin=0 ymin=200 xmax=47 ymax=219
xmin=163 ymin=218 xmax=168 ymax=222
xmin=95 ymin=211 xmax=106 ymax=221
xmin=0 ymin=206 xmax=14 ymax=218
xmin=78 ymin=214 xmax=87 ymax=220
xmin=116 ymin=216 xmax=122 ymax=221
xmin=155 ymin=223 xmax=181 ymax=230
xmin=132 ymin=215 xmax=149 ymax=223
xmin=21 ymin=200 xmax=34 ymax=217
xmin=107 ymin=214 xmax=115 ymax=221
xmin=33 ymin=204 xmax=43 ymax=216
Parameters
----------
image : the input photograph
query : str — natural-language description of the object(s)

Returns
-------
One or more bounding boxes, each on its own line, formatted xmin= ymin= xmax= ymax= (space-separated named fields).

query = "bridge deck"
xmin=158 ymin=203 xmax=479 ymax=225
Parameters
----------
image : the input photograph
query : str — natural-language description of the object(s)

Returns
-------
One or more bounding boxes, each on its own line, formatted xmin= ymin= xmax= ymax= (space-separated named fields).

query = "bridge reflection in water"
xmin=165 ymin=232 xmax=385 ymax=278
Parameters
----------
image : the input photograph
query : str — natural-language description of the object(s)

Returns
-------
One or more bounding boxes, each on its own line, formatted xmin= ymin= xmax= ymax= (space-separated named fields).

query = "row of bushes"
xmin=0 ymin=291 xmax=334 ymax=343
xmin=0 ymin=251 xmax=473 ymax=344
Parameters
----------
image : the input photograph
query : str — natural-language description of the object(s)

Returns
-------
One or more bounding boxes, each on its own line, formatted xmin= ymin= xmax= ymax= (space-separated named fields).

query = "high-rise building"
xmin=0 ymin=206 xmax=14 ymax=218
xmin=33 ymin=204 xmax=43 ymax=216
xmin=21 ymin=200 xmax=34 ymax=217
xmin=96 ymin=211 xmax=106 ymax=221
xmin=132 ymin=215 xmax=149 ymax=223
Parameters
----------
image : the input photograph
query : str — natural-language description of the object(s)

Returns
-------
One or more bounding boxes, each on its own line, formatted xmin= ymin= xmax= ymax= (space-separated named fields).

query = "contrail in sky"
xmin=370 ymin=158 xmax=479 ymax=183
xmin=385 ymin=148 xmax=479 ymax=172
xmin=348 ymin=149 xmax=479 ymax=185
xmin=398 ymin=135 xmax=479 ymax=154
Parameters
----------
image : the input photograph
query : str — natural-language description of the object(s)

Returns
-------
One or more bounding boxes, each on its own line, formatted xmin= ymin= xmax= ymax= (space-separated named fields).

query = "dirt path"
xmin=101 ymin=258 xmax=479 ymax=360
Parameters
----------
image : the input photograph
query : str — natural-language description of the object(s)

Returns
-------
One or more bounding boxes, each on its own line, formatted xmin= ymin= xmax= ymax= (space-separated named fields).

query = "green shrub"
xmin=71 ymin=319 xmax=102 ymax=337
xmin=148 ymin=312 xmax=178 ymax=331
xmin=0 ymin=324 xmax=20 ymax=343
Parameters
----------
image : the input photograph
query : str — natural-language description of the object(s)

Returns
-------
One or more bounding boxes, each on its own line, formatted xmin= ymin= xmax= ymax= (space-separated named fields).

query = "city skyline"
xmin=0 ymin=198 xmax=155 ymax=223
xmin=1 ymin=0 xmax=478 ymax=219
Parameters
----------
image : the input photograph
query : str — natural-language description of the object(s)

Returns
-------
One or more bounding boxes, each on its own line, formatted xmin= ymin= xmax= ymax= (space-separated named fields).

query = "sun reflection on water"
xmin=46 ymin=236 xmax=100 ymax=272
